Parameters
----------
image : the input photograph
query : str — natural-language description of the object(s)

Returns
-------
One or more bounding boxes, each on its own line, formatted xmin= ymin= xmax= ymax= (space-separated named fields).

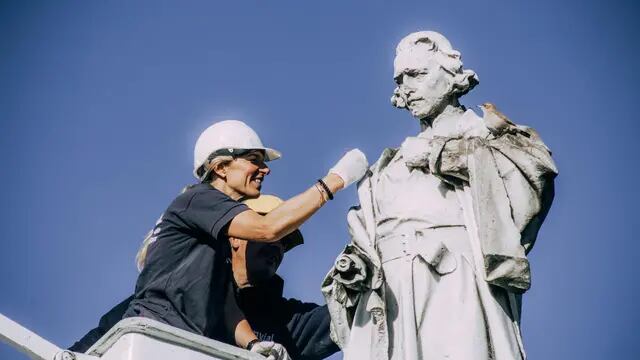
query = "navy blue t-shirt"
xmin=126 ymin=183 xmax=249 ymax=337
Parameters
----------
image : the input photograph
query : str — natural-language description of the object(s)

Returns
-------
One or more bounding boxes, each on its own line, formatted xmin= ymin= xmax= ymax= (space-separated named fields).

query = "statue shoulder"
xmin=457 ymin=109 xmax=490 ymax=137
xmin=370 ymin=147 xmax=399 ymax=174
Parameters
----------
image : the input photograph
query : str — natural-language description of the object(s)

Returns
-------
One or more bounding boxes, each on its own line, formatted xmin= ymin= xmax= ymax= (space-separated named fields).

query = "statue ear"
xmin=448 ymin=76 xmax=463 ymax=97
xmin=449 ymin=69 xmax=478 ymax=97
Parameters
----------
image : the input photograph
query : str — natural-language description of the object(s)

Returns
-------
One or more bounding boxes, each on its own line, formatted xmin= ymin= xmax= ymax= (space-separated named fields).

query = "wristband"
xmin=314 ymin=183 xmax=328 ymax=204
xmin=246 ymin=339 xmax=260 ymax=351
xmin=317 ymin=179 xmax=334 ymax=200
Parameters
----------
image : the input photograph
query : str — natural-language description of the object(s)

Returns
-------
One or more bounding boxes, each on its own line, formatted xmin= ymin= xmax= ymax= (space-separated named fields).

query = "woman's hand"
xmin=328 ymin=149 xmax=369 ymax=189
xmin=228 ymin=149 xmax=368 ymax=243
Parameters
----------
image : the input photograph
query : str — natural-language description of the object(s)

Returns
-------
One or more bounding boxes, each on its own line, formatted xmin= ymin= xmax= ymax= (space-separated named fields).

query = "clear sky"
xmin=1 ymin=1 xmax=638 ymax=359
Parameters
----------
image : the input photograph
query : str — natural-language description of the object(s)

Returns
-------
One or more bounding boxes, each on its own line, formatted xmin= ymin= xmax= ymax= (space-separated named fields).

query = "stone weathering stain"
xmin=322 ymin=30 xmax=557 ymax=360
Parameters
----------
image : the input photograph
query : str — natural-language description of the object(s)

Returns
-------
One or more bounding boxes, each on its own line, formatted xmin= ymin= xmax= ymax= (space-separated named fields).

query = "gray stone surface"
xmin=322 ymin=31 xmax=557 ymax=360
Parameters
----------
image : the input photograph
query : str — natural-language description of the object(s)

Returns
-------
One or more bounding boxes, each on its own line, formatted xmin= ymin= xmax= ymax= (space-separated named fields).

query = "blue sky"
xmin=1 ymin=1 xmax=638 ymax=359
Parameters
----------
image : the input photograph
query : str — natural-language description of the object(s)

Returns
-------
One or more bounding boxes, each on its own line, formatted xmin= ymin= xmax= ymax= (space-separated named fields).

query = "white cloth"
xmin=322 ymin=109 xmax=557 ymax=360
xmin=329 ymin=149 xmax=369 ymax=188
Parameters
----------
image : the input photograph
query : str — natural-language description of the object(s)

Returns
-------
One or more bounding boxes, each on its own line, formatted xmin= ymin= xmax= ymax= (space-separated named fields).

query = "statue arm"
xmin=428 ymin=132 xmax=557 ymax=189
xmin=430 ymin=132 xmax=557 ymax=251
xmin=321 ymin=199 xmax=378 ymax=349
xmin=321 ymin=167 xmax=387 ymax=349
xmin=486 ymin=133 xmax=557 ymax=253
xmin=420 ymin=131 xmax=556 ymax=291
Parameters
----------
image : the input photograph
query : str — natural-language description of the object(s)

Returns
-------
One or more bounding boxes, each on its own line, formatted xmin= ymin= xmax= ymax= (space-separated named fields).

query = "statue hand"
xmin=333 ymin=253 xmax=368 ymax=291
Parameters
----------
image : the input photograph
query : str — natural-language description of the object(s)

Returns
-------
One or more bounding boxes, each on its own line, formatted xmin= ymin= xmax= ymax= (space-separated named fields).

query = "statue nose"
xmin=391 ymin=87 xmax=407 ymax=108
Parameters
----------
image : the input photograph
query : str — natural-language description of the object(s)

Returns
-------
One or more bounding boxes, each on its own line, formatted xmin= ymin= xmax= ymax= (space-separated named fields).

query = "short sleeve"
xmin=181 ymin=190 xmax=249 ymax=241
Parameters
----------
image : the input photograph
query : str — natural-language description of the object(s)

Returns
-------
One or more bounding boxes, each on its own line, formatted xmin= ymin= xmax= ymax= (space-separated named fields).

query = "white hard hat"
xmin=193 ymin=120 xmax=281 ymax=179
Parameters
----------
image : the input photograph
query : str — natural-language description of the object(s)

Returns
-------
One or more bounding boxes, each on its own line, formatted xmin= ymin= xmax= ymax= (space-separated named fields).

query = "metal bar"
xmin=0 ymin=313 xmax=61 ymax=360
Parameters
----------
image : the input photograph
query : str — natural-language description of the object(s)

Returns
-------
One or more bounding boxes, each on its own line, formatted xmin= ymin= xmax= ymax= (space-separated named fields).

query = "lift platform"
xmin=1 ymin=314 xmax=261 ymax=360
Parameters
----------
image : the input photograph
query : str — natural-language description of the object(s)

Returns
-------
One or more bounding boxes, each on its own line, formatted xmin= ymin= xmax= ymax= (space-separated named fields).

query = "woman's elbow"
xmin=259 ymin=230 xmax=280 ymax=243
xmin=253 ymin=221 xmax=281 ymax=242
xmin=230 ymin=212 xmax=281 ymax=242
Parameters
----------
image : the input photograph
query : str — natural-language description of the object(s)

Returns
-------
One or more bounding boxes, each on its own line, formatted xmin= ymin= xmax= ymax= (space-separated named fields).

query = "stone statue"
xmin=322 ymin=31 xmax=558 ymax=360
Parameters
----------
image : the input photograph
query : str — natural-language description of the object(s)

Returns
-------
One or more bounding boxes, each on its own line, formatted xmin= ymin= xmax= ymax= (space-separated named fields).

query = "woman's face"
xmin=224 ymin=151 xmax=270 ymax=198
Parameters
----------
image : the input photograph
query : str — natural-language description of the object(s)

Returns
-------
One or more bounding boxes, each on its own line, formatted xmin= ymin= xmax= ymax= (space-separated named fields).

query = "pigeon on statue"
xmin=478 ymin=102 xmax=530 ymax=138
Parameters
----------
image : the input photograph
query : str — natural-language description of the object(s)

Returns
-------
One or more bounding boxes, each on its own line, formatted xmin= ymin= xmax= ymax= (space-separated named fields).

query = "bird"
xmin=478 ymin=102 xmax=530 ymax=138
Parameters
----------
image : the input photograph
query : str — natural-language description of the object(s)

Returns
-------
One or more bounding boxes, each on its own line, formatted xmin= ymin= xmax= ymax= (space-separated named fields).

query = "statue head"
xmin=391 ymin=31 xmax=479 ymax=120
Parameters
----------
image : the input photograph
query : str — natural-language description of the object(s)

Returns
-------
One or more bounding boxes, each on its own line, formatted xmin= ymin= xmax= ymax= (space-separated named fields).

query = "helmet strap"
xmin=199 ymin=169 xmax=213 ymax=183
xmin=199 ymin=157 xmax=216 ymax=183
xmin=199 ymin=148 xmax=255 ymax=183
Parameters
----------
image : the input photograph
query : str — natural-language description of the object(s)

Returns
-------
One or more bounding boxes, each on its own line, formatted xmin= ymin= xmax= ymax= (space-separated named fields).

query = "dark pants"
xmin=246 ymin=300 xmax=338 ymax=360
xmin=68 ymin=296 xmax=133 ymax=353
xmin=282 ymin=304 xmax=339 ymax=360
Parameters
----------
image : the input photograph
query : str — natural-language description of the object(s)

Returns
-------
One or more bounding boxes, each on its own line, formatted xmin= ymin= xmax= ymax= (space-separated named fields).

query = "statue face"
xmin=393 ymin=51 xmax=452 ymax=119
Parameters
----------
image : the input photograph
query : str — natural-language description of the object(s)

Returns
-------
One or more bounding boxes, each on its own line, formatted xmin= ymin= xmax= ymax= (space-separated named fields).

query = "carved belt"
xmin=376 ymin=226 xmax=467 ymax=275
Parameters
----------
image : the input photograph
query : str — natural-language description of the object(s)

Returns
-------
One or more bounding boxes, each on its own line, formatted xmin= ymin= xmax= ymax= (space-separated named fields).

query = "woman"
xmin=70 ymin=196 xmax=337 ymax=360
xmin=123 ymin=119 xmax=368 ymax=358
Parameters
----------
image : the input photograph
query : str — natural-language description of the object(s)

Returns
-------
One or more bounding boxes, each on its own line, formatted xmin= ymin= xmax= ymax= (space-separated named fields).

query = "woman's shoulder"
xmin=173 ymin=183 xmax=240 ymax=211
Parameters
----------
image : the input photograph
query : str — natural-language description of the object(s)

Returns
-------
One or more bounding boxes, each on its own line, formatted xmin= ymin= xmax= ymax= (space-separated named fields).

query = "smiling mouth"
xmin=251 ymin=177 xmax=263 ymax=187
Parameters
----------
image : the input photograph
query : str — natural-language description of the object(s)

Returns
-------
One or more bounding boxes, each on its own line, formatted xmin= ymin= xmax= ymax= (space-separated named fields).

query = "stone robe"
xmin=322 ymin=110 xmax=557 ymax=360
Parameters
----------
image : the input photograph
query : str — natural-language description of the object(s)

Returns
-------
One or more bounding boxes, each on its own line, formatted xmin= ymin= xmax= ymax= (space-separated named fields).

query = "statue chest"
xmin=373 ymin=145 xmax=464 ymax=236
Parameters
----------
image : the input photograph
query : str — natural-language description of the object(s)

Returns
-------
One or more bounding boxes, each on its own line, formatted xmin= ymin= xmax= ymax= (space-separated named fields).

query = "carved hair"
xmin=396 ymin=31 xmax=479 ymax=97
